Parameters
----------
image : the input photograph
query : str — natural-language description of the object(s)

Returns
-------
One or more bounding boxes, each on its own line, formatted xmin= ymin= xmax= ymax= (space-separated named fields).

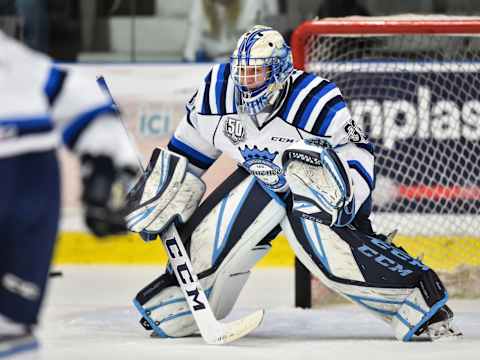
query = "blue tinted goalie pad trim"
xmin=212 ymin=178 xmax=256 ymax=264
xmin=301 ymin=218 xmax=330 ymax=272
xmin=347 ymin=291 xmax=448 ymax=341
xmin=256 ymin=179 xmax=287 ymax=207
xmin=132 ymin=287 xmax=213 ymax=338
xmin=133 ymin=299 xmax=170 ymax=338
xmin=335 ymin=197 xmax=356 ymax=227
xmin=404 ymin=292 xmax=449 ymax=341
xmin=213 ymin=197 xmax=229 ymax=265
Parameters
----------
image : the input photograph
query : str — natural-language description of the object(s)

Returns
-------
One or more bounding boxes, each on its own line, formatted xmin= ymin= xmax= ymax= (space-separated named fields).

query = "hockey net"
xmin=291 ymin=16 xmax=480 ymax=306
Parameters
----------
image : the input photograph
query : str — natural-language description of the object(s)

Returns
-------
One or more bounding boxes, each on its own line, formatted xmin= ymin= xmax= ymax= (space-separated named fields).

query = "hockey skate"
xmin=415 ymin=305 xmax=463 ymax=341
xmin=0 ymin=326 xmax=38 ymax=358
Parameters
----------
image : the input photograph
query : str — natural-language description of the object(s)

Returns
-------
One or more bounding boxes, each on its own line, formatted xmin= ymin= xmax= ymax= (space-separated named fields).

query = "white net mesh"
xmin=294 ymin=18 xmax=480 ymax=304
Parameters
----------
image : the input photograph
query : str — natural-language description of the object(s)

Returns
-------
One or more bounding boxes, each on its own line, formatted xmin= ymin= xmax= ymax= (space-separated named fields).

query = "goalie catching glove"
xmin=282 ymin=139 xmax=355 ymax=227
xmin=124 ymin=148 xmax=206 ymax=236
xmin=81 ymin=154 xmax=137 ymax=237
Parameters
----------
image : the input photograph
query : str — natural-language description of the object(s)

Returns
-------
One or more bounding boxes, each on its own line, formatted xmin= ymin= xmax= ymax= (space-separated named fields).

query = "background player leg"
xmin=0 ymin=151 xmax=60 ymax=357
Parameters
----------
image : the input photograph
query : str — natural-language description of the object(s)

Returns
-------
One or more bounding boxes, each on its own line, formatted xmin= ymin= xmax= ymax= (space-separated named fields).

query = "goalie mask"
xmin=230 ymin=25 xmax=293 ymax=115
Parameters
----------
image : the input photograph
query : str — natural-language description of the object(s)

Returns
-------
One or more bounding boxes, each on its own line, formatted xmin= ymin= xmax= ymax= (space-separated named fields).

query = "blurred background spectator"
xmin=16 ymin=0 xmax=49 ymax=52
xmin=0 ymin=0 xmax=22 ymax=40
xmin=1 ymin=0 xmax=480 ymax=61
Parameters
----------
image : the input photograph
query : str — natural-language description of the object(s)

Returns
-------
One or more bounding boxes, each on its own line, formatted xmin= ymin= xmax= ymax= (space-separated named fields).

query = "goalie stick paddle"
xmin=96 ymin=76 xmax=264 ymax=344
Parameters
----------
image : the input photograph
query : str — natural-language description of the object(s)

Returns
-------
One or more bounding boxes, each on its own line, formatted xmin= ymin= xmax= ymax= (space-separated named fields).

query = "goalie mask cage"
xmin=291 ymin=16 xmax=480 ymax=308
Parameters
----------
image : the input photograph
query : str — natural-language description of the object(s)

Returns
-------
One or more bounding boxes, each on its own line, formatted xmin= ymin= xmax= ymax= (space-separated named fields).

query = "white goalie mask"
xmin=230 ymin=25 xmax=293 ymax=115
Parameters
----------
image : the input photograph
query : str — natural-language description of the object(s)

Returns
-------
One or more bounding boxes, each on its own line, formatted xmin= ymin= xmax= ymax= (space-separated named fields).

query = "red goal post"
xmin=290 ymin=16 xmax=480 ymax=308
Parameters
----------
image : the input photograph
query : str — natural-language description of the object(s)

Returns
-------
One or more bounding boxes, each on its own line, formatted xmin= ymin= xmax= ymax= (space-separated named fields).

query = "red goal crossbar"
xmin=291 ymin=19 xmax=480 ymax=70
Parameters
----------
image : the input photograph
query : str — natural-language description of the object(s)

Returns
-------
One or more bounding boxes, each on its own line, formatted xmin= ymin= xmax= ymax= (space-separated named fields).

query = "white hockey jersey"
xmin=168 ymin=63 xmax=375 ymax=218
xmin=0 ymin=31 xmax=136 ymax=167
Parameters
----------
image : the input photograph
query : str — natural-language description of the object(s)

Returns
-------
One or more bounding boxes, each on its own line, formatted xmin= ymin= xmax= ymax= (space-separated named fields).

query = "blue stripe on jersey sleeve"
xmin=0 ymin=116 xmax=53 ymax=136
xmin=297 ymin=82 xmax=336 ymax=129
xmin=44 ymin=66 xmax=67 ymax=106
xmin=222 ymin=64 xmax=232 ymax=114
xmin=232 ymin=87 xmax=237 ymax=113
xmin=316 ymin=101 xmax=347 ymax=136
xmin=279 ymin=74 xmax=316 ymax=121
xmin=198 ymin=64 xmax=234 ymax=116
xmin=62 ymin=104 xmax=115 ymax=149
xmin=347 ymin=160 xmax=374 ymax=190
xmin=168 ymin=136 xmax=216 ymax=170
xmin=201 ymin=70 xmax=213 ymax=115
xmin=215 ymin=64 xmax=227 ymax=114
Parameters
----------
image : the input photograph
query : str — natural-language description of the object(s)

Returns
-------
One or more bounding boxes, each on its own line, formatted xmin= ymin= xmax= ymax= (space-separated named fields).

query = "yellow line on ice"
xmin=393 ymin=235 xmax=480 ymax=271
xmin=53 ymin=232 xmax=480 ymax=271
xmin=52 ymin=232 xmax=294 ymax=267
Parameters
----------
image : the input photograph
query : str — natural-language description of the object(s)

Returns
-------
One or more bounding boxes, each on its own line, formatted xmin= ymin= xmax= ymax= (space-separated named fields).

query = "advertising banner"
xmin=331 ymin=68 xmax=480 ymax=214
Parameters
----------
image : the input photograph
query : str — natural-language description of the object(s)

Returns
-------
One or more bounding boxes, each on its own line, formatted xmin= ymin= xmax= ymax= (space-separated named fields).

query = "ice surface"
xmin=33 ymin=266 xmax=480 ymax=360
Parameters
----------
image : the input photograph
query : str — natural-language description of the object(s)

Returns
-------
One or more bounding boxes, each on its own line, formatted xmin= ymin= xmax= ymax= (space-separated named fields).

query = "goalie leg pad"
xmin=134 ymin=244 xmax=271 ymax=338
xmin=125 ymin=148 xmax=206 ymax=235
xmin=281 ymin=213 xmax=450 ymax=341
xmin=134 ymin=170 xmax=286 ymax=337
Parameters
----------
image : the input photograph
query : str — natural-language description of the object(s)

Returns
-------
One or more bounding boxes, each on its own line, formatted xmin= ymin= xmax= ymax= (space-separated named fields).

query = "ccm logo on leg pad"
xmin=357 ymin=237 xmax=430 ymax=277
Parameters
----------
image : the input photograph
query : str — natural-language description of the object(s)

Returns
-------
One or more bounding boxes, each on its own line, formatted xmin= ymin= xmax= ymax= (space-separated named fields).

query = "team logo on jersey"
xmin=344 ymin=119 xmax=365 ymax=143
xmin=223 ymin=117 xmax=245 ymax=145
xmin=239 ymin=145 xmax=286 ymax=190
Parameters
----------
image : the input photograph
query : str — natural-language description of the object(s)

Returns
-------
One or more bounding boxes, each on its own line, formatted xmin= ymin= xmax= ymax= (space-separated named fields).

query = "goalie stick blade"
xmin=204 ymin=309 xmax=265 ymax=345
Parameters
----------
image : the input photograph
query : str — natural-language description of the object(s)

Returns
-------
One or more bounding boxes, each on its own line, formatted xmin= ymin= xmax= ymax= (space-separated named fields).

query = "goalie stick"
xmin=96 ymin=76 xmax=264 ymax=344
xmin=160 ymin=222 xmax=264 ymax=344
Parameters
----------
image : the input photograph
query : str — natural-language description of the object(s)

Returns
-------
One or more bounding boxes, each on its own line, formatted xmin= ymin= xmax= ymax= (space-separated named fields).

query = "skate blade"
xmin=428 ymin=321 xmax=463 ymax=341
